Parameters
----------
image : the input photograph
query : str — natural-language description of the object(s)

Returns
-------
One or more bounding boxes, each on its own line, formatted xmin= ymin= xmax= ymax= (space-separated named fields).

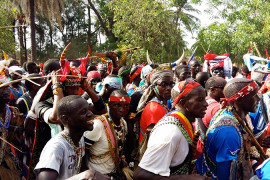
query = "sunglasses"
xmin=156 ymin=82 xmax=175 ymax=87
xmin=211 ymin=86 xmax=224 ymax=89
xmin=212 ymin=69 xmax=224 ymax=74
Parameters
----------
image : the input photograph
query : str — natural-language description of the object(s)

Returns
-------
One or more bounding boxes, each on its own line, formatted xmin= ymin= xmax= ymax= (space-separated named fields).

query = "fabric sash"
xmin=97 ymin=115 xmax=120 ymax=172
xmin=167 ymin=111 xmax=194 ymax=141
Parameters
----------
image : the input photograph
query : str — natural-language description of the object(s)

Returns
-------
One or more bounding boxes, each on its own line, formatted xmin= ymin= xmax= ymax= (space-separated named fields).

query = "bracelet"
xmin=52 ymin=84 xmax=64 ymax=90
xmin=53 ymin=87 xmax=63 ymax=95
xmin=83 ymin=84 xmax=90 ymax=91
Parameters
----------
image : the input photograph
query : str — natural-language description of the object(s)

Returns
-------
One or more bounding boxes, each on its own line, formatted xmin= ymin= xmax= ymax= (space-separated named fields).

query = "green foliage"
xmin=108 ymin=0 xmax=186 ymax=63
xmin=194 ymin=0 xmax=270 ymax=64
xmin=0 ymin=0 xmax=16 ymax=57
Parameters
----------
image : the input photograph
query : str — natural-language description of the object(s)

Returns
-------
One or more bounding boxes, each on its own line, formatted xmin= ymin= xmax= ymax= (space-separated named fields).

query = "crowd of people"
xmin=0 ymin=47 xmax=270 ymax=180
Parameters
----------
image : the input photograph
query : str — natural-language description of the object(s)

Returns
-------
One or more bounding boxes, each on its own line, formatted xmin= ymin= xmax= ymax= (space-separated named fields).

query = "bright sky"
xmin=184 ymin=1 xmax=221 ymax=48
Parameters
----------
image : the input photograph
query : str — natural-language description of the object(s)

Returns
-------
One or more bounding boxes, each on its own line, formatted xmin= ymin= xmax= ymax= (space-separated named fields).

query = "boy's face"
xmin=68 ymin=98 xmax=95 ymax=131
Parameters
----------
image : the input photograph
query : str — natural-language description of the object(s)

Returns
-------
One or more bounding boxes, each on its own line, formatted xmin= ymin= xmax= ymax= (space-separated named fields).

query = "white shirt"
xmin=43 ymin=108 xmax=62 ymax=137
xmin=84 ymin=118 xmax=115 ymax=174
xmin=34 ymin=131 xmax=85 ymax=180
xmin=139 ymin=116 xmax=189 ymax=177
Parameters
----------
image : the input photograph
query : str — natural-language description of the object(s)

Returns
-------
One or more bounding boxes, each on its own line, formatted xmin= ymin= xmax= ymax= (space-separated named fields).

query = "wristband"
xmin=52 ymin=84 xmax=64 ymax=90
xmin=53 ymin=87 xmax=63 ymax=95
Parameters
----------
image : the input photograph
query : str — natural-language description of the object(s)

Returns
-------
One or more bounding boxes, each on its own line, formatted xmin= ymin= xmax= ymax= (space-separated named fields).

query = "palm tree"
xmin=13 ymin=0 xmax=65 ymax=62
xmin=173 ymin=0 xmax=200 ymax=36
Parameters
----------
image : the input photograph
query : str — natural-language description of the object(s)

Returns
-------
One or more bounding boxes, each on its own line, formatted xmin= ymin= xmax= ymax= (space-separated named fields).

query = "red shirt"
xmin=139 ymin=101 xmax=168 ymax=144
xmin=195 ymin=96 xmax=221 ymax=158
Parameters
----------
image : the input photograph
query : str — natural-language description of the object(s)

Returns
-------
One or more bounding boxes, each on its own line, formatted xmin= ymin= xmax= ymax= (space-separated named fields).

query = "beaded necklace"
xmin=106 ymin=114 xmax=127 ymax=143
xmin=61 ymin=131 xmax=83 ymax=174
xmin=106 ymin=114 xmax=127 ymax=153
xmin=0 ymin=105 xmax=11 ymax=129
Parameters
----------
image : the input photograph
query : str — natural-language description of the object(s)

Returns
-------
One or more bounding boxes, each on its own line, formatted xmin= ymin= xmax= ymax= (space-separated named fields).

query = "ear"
xmin=179 ymin=99 xmax=186 ymax=107
xmin=209 ymin=88 xmax=215 ymax=94
xmin=60 ymin=114 xmax=69 ymax=125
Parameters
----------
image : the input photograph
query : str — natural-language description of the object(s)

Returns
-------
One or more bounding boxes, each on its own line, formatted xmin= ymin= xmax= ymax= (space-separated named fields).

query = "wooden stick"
xmin=207 ymin=43 xmax=211 ymax=52
xmin=0 ymin=64 xmax=41 ymax=86
xmin=200 ymin=43 xmax=207 ymax=54
xmin=0 ymin=75 xmax=86 ymax=88
xmin=93 ymin=47 xmax=142 ymax=58
xmin=0 ymin=136 xmax=23 ymax=153
xmin=253 ymin=42 xmax=262 ymax=57
xmin=230 ymin=107 xmax=267 ymax=161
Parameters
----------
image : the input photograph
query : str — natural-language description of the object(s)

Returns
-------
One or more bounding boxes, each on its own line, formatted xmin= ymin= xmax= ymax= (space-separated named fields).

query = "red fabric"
xmin=109 ymin=96 xmax=130 ymax=103
xmin=173 ymin=80 xmax=200 ymax=104
xmin=130 ymin=66 xmax=143 ymax=82
xmin=79 ymin=58 xmax=88 ymax=77
xmin=241 ymin=70 xmax=251 ymax=79
xmin=195 ymin=96 xmax=221 ymax=158
xmin=221 ymin=81 xmax=258 ymax=108
xmin=87 ymin=71 xmax=101 ymax=80
xmin=139 ymin=101 xmax=167 ymax=144
xmin=259 ymin=74 xmax=270 ymax=94
xmin=204 ymin=53 xmax=230 ymax=60
xmin=202 ymin=97 xmax=221 ymax=128
xmin=60 ymin=60 xmax=70 ymax=81
xmin=263 ymin=123 xmax=270 ymax=153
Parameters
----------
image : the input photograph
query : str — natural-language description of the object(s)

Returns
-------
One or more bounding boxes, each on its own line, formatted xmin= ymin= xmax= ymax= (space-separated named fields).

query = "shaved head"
xmin=224 ymin=78 xmax=253 ymax=98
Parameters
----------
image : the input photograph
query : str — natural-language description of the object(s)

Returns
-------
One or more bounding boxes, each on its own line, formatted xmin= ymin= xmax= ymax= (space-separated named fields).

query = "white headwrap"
xmin=8 ymin=66 xmax=22 ymax=74
xmin=140 ymin=65 xmax=152 ymax=79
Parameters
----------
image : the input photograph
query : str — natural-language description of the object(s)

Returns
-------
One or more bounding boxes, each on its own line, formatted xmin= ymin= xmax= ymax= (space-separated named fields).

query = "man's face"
xmin=183 ymin=86 xmax=208 ymax=119
xmin=156 ymin=76 xmax=174 ymax=100
xmin=190 ymin=61 xmax=201 ymax=78
xmin=212 ymin=67 xmax=224 ymax=78
xmin=109 ymin=100 xmax=130 ymax=120
xmin=211 ymin=79 xmax=227 ymax=100
xmin=232 ymin=68 xmax=237 ymax=77
xmin=0 ymin=86 xmax=10 ymax=104
xmin=65 ymin=86 xmax=80 ymax=96
xmin=241 ymin=88 xmax=259 ymax=113
xmin=68 ymin=98 xmax=94 ymax=131
xmin=179 ymin=68 xmax=191 ymax=81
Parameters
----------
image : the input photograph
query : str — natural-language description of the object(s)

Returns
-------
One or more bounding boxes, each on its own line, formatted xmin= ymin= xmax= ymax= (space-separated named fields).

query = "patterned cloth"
xmin=196 ymin=108 xmax=244 ymax=180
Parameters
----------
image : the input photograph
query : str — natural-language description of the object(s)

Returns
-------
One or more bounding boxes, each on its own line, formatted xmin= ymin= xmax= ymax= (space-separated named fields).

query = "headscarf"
xmin=140 ymin=65 xmax=152 ymax=80
xmin=221 ymin=81 xmax=258 ymax=108
xmin=130 ymin=66 xmax=143 ymax=82
xmin=203 ymin=53 xmax=232 ymax=78
xmin=96 ymin=76 xmax=122 ymax=93
xmin=172 ymin=80 xmax=200 ymax=105
xmin=137 ymin=70 xmax=173 ymax=112
xmin=87 ymin=71 xmax=101 ymax=81
xmin=8 ymin=66 xmax=22 ymax=74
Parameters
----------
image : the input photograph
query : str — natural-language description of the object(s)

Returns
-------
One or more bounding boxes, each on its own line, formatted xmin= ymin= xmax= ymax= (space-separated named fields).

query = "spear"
xmin=93 ymin=47 xmax=142 ymax=57
xmin=0 ymin=63 xmax=41 ymax=86
xmin=0 ymin=74 xmax=85 ymax=88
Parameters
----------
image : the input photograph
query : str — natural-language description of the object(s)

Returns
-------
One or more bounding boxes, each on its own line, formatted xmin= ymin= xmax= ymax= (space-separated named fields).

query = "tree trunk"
xmin=24 ymin=22 xmax=27 ymax=61
xmin=87 ymin=0 xmax=118 ymax=42
xmin=18 ymin=15 xmax=27 ymax=65
xmin=12 ymin=20 xmax=16 ymax=60
xmin=30 ymin=0 xmax=37 ymax=62
xmin=87 ymin=5 xmax=91 ymax=45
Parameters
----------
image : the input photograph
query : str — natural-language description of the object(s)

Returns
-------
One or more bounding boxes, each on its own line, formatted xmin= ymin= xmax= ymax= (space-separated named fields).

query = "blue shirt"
xmin=196 ymin=108 xmax=242 ymax=180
